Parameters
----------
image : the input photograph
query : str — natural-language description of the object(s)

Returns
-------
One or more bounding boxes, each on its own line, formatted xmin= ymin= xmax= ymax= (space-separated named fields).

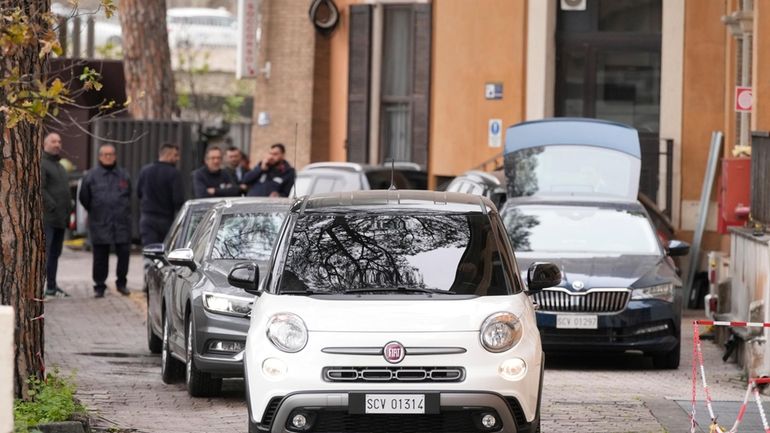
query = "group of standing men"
xmin=41 ymin=133 xmax=295 ymax=298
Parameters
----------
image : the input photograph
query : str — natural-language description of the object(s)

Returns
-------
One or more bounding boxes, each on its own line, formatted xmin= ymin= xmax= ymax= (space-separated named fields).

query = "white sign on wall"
xmin=489 ymin=119 xmax=503 ymax=148
xmin=237 ymin=0 xmax=261 ymax=79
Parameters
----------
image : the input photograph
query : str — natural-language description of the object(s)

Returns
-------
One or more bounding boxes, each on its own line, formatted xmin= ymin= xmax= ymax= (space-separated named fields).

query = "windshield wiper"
xmin=343 ymin=287 xmax=449 ymax=295
xmin=280 ymin=289 xmax=333 ymax=295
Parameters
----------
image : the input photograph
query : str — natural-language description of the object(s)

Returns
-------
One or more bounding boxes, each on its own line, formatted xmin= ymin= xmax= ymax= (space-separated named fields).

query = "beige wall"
xmin=324 ymin=0 xmax=357 ymax=163
xmin=429 ymin=0 xmax=527 ymax=179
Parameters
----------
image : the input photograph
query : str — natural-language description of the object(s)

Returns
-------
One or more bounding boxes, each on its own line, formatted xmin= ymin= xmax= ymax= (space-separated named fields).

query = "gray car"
xmin=159 ymin=198 xmax=292 ymax=396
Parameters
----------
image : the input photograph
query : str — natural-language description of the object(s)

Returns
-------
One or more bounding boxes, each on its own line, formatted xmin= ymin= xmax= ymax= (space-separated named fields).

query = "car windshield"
xmin=278 ymin=212 xmax=514 ymax=295
xmin=502 ymin=205 xmax=660 ymax=255
xmin=210 ymin=212 xmax=285 ymax=261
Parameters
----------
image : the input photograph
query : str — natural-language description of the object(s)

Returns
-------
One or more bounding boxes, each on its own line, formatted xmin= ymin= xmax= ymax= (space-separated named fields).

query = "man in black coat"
xmin=136 ymin=143 xmax=185 ymax=246
xmin=41 ymin=133 xmax=72 ymax=297
xmin=241 ymin=143 xmax=296 ymax=197
xmin=78 ymin=144 xmax=132 ymax=298
xmin=192 ymin=146 xmax=240 ymax=198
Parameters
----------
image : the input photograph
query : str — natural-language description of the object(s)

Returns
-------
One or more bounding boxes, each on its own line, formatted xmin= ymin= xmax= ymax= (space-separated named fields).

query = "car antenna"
xmin=388 ymin=158 xmax=397 ymax=190
xmin=292 ymin=123 xmax=298 ymax=200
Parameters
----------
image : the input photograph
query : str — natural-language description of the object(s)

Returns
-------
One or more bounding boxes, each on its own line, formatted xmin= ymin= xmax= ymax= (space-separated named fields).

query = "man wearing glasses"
xmin=78 ymin=144 xmax=133 ymax=298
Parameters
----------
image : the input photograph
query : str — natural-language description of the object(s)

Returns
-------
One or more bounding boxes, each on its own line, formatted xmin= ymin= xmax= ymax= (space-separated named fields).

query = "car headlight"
xmin=266 ymin=313 xmax=308 ymax=353
xmin=480 ymin=312 xmax=522 ymax=353
xmin=631 ymin=283 xmax=675 ymax=302
xmin=202 ymin=292 xmax=253 ymax=316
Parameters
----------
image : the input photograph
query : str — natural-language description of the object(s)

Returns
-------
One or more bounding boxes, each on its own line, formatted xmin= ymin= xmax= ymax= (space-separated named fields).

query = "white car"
xmin=166 ymin=7 xmax=237 ymax=49
xmin=227 ymin=190 xmax=561 ymax=433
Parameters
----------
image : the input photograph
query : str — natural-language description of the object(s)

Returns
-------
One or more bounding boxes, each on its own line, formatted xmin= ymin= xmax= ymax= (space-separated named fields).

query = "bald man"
xmin=41 ymin=133 xmax=71 ymax=297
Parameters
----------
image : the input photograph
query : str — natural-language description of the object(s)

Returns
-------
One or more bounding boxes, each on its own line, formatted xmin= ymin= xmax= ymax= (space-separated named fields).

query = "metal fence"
xmin=752 ymin=131 xmax=770 ymax=225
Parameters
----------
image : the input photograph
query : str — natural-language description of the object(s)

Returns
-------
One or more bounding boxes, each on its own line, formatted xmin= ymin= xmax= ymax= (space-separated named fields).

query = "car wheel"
xmin=185 ymin=316 xmax=222 ymax=397
xmin=161 ymin=312 xmax=183 ymax=383
xmin=147 ymin=307 xmax=162 ymax=354
xmin=652 ymin=342 xmax=680 ymax=369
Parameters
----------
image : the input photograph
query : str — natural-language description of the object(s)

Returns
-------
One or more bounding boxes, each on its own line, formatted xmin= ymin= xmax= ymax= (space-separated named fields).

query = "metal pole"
xmin=368 ymin=3 xmax=383 ymax=166
xmin=684 ymin=131 xmax=723 ymax=307
xmin=72 ymin=15 xmax=81 ymax=58
xmin=86 ymin=16 xmax=95 ymax=58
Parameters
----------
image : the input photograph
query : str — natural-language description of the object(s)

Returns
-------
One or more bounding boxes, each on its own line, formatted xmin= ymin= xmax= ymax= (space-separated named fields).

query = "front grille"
xmin=323 ymin=366 xmax=465 ymax=383
xmin=532 ymin=288 xmax=630 ymax=313
xmin=540 ymin=320 xmax=674 ymax=344
xmin=310 ymin=409 xmax=496 ymax=433
xmin=261 ymin=396 xmax=282 ymax=426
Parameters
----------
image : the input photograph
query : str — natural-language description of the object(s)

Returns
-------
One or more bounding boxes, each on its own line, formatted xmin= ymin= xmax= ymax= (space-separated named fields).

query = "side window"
xmin=163 ymin=209 xmax=186 ymax=252
xmin=191 ymin=211 xmax=217 ymax=262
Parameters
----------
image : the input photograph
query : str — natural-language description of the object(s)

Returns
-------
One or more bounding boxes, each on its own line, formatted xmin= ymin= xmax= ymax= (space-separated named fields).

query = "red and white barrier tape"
xmin=691 ymin=320 xmax=770 ymax=433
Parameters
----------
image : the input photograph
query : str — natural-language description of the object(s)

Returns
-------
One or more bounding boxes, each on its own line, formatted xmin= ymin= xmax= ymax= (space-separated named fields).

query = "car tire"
xmin=147 ymin=301 xmax=162 ymax=354
xmin=161 ymin=312 xmax=183 ymax=383
xmin=185 ymin=316 xmax=222 ymax=397
xmin=652 ymin=342 xmax=681 ymax=369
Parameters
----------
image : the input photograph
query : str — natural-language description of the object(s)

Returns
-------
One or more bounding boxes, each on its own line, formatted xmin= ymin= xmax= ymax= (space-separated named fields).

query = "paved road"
xmin=46 ymin=249 xmax=751 ymax=433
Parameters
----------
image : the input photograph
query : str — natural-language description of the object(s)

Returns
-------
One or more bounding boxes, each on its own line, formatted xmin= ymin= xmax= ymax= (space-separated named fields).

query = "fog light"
xmin=481 ymin=414 xmax=497 ymax=428
xmin=262 ymin=358 xmax=288 ymax=380
xmin=292 ymin=414 xmax=307 ymax=429
xmin=498 ymin=358 xmax=527 ymax=381
xmin=632 ymin=324 xmax=669 ymax=335
xmin=208 ymin=340 xmax=244 ymax=353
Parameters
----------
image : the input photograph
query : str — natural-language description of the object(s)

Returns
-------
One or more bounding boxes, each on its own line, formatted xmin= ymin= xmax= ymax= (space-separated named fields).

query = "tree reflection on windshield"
xmin=280 ymin=213 xmax=513 ymax=295
xmin=211 ymin=213 xmax=284 ymax=261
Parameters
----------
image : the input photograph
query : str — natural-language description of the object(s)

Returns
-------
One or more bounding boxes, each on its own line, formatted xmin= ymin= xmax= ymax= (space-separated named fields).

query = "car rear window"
xmin=278 ymin=212 xmax=515 ymax=296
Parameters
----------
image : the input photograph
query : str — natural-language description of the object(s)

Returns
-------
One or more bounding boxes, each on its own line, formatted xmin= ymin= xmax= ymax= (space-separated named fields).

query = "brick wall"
xmin=249 ymin=0 xmax=318 ymax=169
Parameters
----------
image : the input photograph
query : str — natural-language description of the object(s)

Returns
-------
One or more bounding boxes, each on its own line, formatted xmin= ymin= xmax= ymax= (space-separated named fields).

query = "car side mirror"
xmin=142 ymin=243 xmax=165 ymax=260
xmin=667 ymin=240 xmax=690 ymax=257
xmin=167 ymin=248 xmax=196 ymax=271
xmin=228 ymin=262 xmax=261 ymax=295
xmin=527 ymin=262 xmax=562 ymax=292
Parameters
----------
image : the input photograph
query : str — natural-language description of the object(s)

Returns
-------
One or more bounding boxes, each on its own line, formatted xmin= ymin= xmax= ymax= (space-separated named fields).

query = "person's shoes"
xmin=45 ymin=287 xmax=70 ymax=298
xmin=94 ymin=290 xmax=105 ymax=298
xmin=116 ymin=286 xmax=131 ymax=296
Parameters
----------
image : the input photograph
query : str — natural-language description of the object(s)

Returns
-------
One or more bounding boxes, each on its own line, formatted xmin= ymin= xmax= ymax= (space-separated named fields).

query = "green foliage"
xmin=222 ymin=95 xmax=245 ymax=123
xmin=13 ymin=368 xmax=85 ymax=433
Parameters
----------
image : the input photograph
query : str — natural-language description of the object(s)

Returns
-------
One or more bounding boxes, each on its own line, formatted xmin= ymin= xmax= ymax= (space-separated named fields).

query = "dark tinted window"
xmin=211 ymin=213 xmax=285 ymax=261
xmin=280 ymin=212 xmax=514 ymax=295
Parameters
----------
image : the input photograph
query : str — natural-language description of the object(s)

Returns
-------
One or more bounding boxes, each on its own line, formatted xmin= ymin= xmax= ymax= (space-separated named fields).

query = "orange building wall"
xmin=753 ymin=0 xmax=770 ymax=131
xmin=323 ymin=0 xmax=356 ymax=163
xmin=429 ymin=0 xmax=527 ymax=179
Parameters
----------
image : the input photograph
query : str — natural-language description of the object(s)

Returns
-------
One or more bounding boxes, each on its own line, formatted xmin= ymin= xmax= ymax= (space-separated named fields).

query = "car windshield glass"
xmin=210 ymin=212 xmax=285 ymax=261
xmin=502 ymin=205 xmax=660 ymax=255
xmin=279 ymin=212 xmax=513 ymax=295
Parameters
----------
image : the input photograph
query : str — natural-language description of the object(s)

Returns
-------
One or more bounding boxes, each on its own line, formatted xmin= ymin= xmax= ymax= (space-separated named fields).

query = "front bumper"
xmin=536 ymin=300 xmax=681 ymax=353
xmin=254 ymin=391 xmax=532 ymax=433
xmin=191 ymin=302 xmax=250 ymax=377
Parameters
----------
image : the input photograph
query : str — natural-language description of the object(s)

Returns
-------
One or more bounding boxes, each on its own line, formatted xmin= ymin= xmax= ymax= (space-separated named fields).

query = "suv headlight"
xmin=480 ymin=312 xmax=522 ymax=353
xmin=266 ymin=313 xmax=308 ymax=353
xmin=631 ymin=283 xmax=675 ymax=302
xmin=202 ymin=292 xmax=253 ymax=316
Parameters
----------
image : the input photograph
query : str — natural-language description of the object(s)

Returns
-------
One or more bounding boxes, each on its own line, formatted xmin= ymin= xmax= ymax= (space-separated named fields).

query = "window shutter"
xmin=410 ymin=3 xmax=431 ymax=167
xmin=346 ymin=4 xmax=373 ymax=163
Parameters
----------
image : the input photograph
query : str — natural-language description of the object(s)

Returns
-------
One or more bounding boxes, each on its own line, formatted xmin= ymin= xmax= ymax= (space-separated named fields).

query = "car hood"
xmin=251 ymin=293 xmax=536 ymax=333
xmin=515 ymin=252 xmax=670 ymax=289
xmin=200 ymin=259 xmax=270 ymax=297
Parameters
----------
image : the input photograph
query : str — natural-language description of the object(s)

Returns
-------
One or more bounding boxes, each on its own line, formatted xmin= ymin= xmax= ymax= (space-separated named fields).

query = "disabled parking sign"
xmin=488 ymin=119 xmax=502 ymax=148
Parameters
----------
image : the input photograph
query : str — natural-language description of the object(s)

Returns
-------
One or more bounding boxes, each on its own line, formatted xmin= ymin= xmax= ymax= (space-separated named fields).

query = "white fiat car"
xmin=227 ymin=190 xmax=561 ymax=433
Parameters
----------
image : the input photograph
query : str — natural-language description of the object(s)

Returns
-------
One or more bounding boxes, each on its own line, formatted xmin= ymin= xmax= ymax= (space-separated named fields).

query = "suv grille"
xmin=532 ymin=288 xmax=630 ymax=313
xmin=323 ymin=366 xmax=465 ymax=383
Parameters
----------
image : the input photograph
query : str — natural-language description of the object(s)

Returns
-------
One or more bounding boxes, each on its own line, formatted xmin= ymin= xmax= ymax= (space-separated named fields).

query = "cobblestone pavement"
xmin=46 ymin=249 xmax=750 ymax=433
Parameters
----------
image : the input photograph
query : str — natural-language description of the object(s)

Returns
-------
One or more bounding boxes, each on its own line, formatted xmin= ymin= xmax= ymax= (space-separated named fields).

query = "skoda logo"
xmin=572 ymin=280 xmax=585 ymax=290
xmin=383 ymin=341 xmax=405 ymax=364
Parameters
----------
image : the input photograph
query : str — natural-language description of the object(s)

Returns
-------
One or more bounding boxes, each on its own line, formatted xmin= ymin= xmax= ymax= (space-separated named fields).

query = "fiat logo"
xmin=383 ymin=341 xmax=405 ymax=364
xmin=572 ymin=280 xmax=585 ymax=290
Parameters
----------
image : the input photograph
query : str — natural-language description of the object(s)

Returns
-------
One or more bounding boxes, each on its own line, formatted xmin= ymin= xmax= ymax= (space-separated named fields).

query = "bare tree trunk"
xmin=118 ymin=0 xmax=177 ymax=119
xmin=0 ymin=0 xmax=49 ymax=399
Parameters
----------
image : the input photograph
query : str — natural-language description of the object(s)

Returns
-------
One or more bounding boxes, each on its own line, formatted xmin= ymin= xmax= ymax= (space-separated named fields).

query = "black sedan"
xmin=500 ymin=197 xmax=689 ymax=369
xmin=159 ymin=198 xmax=291 ymax=396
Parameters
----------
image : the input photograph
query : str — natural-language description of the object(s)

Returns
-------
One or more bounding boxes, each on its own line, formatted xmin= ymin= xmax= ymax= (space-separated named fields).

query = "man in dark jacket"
xmin=241 ymin=143 xmax=295 ymax=197
xmin=136 ymin=143 xmax=185 ymax=245
xmin=192 ymin=146 xmax=240 ymax=198
xmin=78 ymin=144 xmax=132 ymax=298
xmin=42 ymin=133 xmax=71 ymax=297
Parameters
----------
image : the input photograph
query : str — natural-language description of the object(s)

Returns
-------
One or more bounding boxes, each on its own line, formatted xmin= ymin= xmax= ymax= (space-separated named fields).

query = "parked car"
xmin=292 ymin=162 xmax=428 ymax=196
xmin=166 ymin=7 xmax=238 ymax=49
xmin=227 ymin=190 xmax=561 ymax=433
xmin=500 ymin=118 xmax=689 ymax=369
xmin=445 ymin=170 xmax=507 ymax=208
xmin=148 ymin=197 xmax=291 ymax=396
xmin=143 ymin=197 xmax=222 ymax=355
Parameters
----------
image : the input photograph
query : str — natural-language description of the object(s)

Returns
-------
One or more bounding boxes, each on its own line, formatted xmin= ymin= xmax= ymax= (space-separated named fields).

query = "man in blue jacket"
xmin=192 ymin=146 xmax=240 ymax=198
xmin=241 ymin=143 xmax=295 ymax=197
xmin=136 ymin=143 xmax=185 ymax=246
xmin=78 ymin=144 xmax=132 ymax=298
